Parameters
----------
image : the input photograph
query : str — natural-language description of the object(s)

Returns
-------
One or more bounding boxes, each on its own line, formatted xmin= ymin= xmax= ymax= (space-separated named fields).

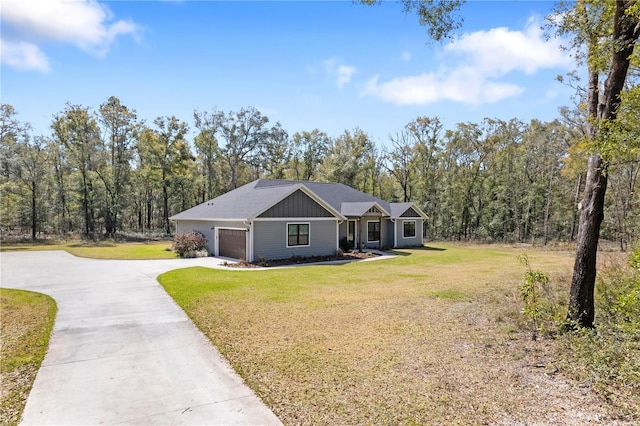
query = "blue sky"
xmin=1 ymin=1 xmax=575 ymax=146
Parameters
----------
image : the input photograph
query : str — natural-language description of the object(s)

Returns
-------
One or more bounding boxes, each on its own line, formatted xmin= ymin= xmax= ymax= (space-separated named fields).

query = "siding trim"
xmin=172 ymin=217 xmax=248 ymax=222
xmin=253 ymin=217 xmax=338 ymax=222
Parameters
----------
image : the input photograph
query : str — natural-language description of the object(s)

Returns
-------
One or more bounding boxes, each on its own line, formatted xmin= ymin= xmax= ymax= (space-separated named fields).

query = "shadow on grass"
xmin=1 ymin=239 xmax=60 ymax=246
xmin=391 ymin=246 xmax=447 ymax=256
xmin=68 ymin=242 xmax=117 ymax=248
xmin=1 ymin=247 xmax=34 ymax=252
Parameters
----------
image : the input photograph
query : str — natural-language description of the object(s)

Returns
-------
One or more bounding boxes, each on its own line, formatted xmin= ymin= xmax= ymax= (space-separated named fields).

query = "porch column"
xmin=379 ymin=214 xmax=382 ymax=250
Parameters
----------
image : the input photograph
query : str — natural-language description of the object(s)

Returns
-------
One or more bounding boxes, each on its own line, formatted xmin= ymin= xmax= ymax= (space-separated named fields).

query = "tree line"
xmin=0 ymin=98 xmax=638 ymax=247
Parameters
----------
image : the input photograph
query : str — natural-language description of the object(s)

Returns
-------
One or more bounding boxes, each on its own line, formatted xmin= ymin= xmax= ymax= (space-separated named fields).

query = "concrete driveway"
xmin=0 ymin=251 xmax=282 ymax=425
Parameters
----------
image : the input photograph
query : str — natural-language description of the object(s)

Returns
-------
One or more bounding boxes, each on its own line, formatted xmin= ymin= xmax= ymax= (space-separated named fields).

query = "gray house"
xmin=170 ymin=179 xmax=427 ymax=261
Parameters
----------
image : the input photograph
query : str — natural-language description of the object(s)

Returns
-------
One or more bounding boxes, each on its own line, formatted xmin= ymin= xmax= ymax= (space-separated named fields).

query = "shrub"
xmin=517 ymin=253 xmax=557 ymax=340
xmin=339 ymin=237 xmax=353 ymax=252
xmin=558 ymin=247 xmax=640 ymax=418
xmin=172 ymin=231 xmax=208 ymax=258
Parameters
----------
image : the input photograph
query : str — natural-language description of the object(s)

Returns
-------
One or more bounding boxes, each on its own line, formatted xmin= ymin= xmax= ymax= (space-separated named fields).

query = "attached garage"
xmin=217 ymin=228 xmax=247 ymax=260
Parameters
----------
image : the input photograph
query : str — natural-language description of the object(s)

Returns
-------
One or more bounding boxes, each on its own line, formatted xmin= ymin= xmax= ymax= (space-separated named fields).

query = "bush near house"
xmin=172 ymin=231 xmax=208 ymax=258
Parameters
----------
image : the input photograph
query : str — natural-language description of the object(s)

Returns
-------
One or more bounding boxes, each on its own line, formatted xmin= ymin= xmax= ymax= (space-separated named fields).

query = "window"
xmin=367 ymin=221 xmax=380 ymax=242
xmin=287 ymin=223 xmax=309 ymax=247
xmin=403 ymin=220 xmax=416 ymax=238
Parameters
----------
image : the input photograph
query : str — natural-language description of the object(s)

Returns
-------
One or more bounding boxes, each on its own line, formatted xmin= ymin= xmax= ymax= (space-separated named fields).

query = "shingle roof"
xmin=169 ymin=180 xmax=302 ymax=220
xmin=170 ymin=179 xmax=423 ymax=221
xmin=390 ymin=202 xmax=428 ymax=218
xmin=340 ymin=202 xmax=385 ymax=217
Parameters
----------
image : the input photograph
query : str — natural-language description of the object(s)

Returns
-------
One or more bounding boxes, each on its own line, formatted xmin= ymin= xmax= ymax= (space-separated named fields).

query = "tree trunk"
xmin=31 ymin=179 xmax=37 ymax=240
xmin=567 ymin=3 xmax=639 ymax=328
xmin=568 ymin=153 xmax=607 ymax=328
xmin=163 ymin=183 xmax=170 ymax=234
xmin=543 ymin=166 xmax=555 ymax=246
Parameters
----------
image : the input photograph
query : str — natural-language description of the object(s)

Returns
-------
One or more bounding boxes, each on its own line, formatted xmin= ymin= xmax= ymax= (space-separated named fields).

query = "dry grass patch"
xmin=0 ymin=289 xmax=56 ymax=426
xmin=160 ymin=243 xmax=632 ymax=425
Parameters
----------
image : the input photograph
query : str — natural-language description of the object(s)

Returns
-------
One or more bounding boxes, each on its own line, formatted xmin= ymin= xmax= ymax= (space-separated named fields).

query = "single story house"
xmin=170 ymin=179 xmax=427 ymax=261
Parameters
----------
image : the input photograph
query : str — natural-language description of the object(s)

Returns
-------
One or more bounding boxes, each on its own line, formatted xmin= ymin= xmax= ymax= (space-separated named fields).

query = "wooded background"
xmin=1 ymin=97 xmax=638 ymax=248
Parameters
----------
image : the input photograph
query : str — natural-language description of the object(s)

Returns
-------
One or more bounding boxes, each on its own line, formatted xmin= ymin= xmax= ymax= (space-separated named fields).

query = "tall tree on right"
xmin=551 ymin=1 xmax=640 ymax=328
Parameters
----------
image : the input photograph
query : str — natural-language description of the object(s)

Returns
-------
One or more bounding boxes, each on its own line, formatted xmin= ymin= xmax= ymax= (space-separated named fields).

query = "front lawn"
xmin=159 ymin=243 xmax=631 ymax=424
xmin=0 ymin=240 xmax=177 ymax=260
xmin=0 ymin=289 xmax=57 ymax=426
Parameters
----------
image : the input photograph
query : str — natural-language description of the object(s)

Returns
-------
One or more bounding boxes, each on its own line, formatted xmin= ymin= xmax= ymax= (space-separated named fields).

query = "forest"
xmin=0 ymin=96 xmax=638 ymax=249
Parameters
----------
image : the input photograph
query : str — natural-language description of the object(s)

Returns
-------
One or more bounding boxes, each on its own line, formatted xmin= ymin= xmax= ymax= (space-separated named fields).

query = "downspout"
xmin=337 ymin=220 xmax=343 ymax=253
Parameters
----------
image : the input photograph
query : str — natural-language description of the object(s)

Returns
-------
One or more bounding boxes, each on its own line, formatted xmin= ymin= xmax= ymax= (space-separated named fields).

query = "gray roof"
xmin=340 ymin=202 xmax=387 ymax=217
xmin=170 ymin=179 xmax=424 ymax=221
xmin=390 ymin=202 xmax=426 ymax=218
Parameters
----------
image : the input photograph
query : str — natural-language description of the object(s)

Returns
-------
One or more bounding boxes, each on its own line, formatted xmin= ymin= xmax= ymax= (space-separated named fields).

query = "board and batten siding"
xmin=258 ymin=189 xmax=334 ymax=218
xmin=175 ymin=219 xmax=248 ymax=254
xmin=253 ymin=219 xmax=338 ymax=260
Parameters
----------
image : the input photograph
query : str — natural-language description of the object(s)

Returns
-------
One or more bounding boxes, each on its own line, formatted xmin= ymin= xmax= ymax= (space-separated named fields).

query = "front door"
xmin=347 ymin=220 xmax=357 ymax=249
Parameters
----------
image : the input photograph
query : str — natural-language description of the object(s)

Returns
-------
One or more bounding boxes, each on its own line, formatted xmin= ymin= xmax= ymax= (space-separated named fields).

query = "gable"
xmin=363 ymin=205 xmax=385 ymax=216
xmin=400 ymin=207 xmax=421 ymax=218
xmin=258 ymin=189 xmax=335 ymax=218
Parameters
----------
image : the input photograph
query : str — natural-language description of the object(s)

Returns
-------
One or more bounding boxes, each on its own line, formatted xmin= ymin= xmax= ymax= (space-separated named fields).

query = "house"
xmin=170 ymin=179 xmax=427 ymax=261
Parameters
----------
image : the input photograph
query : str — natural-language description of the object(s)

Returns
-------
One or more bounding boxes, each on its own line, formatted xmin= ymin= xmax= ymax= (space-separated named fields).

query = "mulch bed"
xmin=225 ymin=251 xmax=380 ymax=268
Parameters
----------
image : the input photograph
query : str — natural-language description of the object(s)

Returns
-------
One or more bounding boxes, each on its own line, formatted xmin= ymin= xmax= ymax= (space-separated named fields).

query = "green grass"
xmin=0 ymin=289 xmax=57 ymax=426
xmin=159 ymin=243 xmax=627 ymax=425
xmin=0 ymin=240 xmax=177 ymax=259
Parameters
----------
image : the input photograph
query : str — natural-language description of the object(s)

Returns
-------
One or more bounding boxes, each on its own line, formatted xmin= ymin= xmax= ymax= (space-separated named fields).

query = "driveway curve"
xmin=0 ymin=251 xmax=281 ymax=425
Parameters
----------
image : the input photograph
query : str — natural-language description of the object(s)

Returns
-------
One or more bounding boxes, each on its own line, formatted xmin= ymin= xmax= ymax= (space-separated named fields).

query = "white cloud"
xmin=1 ymin=0 xmax=140 ymax=71
xmin=336 ymin=65 xmax=356 ymax=89
xmin=364 ymin=69 xmax=524 ymax=105
xmin=0 ymin=39 xmax=50 ymax=73
xmin=445 ymin=17 xmax=571 ymax=76
xmin=322 ymin=59 xmax=357 ymax=89
xmin=401 ymin=51 xmax=412 ymax=62
xmin=364 ymin=17 xmax=570 ymax=105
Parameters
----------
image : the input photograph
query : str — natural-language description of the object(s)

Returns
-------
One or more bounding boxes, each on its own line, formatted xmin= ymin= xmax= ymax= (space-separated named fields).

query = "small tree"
xmin=518 ymin=254 xmax=553 ymax=340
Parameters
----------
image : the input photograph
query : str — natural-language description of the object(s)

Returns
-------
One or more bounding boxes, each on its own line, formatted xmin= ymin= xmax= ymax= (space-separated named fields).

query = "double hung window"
xmin=287 ymin=223 xmax=309 ymax=246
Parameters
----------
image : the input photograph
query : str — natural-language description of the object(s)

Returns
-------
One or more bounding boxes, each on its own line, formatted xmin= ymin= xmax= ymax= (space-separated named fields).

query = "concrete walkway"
xmin=0 ymin=251 xmax=282 ymax=425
